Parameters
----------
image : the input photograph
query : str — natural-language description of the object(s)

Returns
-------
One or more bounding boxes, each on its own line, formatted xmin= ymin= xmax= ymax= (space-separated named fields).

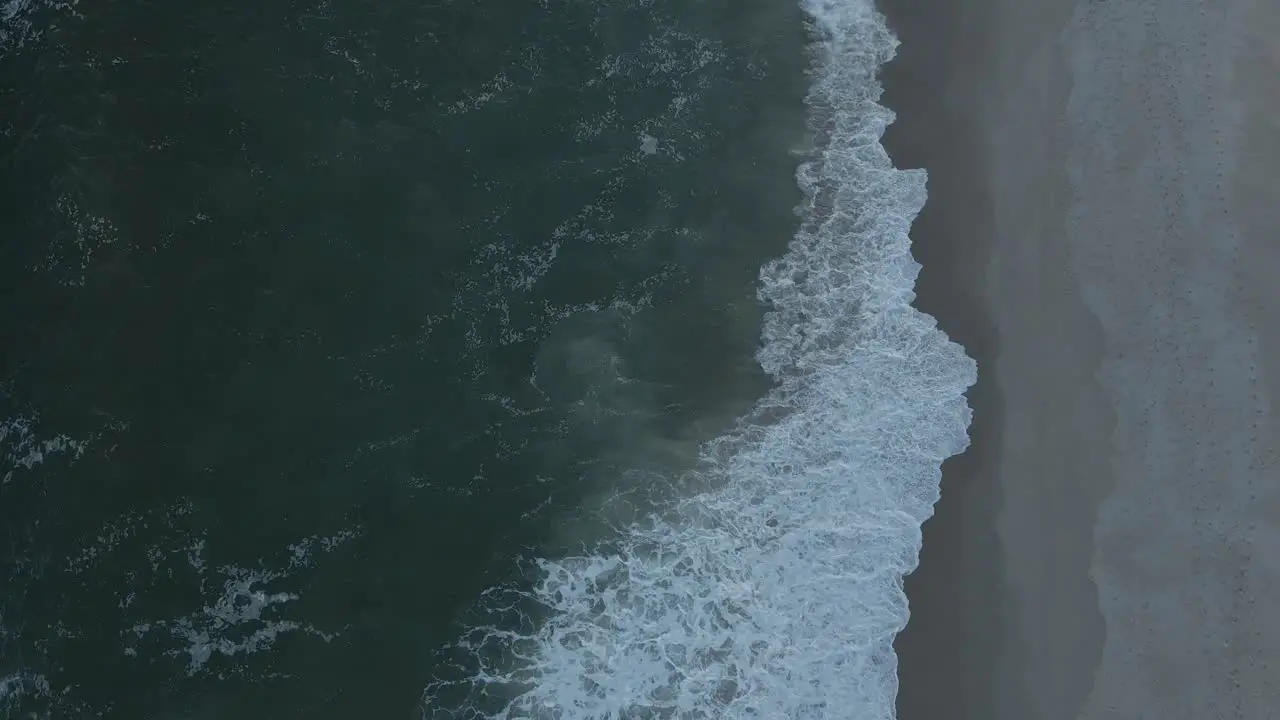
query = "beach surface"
xmin=882 ymin=0 xmax=1280 ymax=718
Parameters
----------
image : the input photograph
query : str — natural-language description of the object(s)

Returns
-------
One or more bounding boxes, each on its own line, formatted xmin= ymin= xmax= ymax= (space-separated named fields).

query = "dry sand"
xmin=882 ymin=0 xmax=1280 ymax=718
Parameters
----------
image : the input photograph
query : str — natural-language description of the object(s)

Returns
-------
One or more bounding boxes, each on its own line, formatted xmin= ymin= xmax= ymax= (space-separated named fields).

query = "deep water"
xmin=1 ymin=0 xmax=974 ymax=716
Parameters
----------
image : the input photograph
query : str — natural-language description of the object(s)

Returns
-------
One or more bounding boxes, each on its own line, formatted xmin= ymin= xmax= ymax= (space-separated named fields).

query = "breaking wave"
xmin=422 ymin=0 xmax=976 ymax=717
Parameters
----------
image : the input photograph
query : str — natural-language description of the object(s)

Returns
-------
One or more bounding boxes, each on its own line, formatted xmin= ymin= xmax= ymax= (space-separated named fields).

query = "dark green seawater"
xmin=1 ymin=0 xmax=808 ymax=715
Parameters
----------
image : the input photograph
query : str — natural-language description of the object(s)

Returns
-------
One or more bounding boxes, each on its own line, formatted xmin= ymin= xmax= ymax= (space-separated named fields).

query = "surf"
xmin=421 ymin=0 xmax=976 ymax=716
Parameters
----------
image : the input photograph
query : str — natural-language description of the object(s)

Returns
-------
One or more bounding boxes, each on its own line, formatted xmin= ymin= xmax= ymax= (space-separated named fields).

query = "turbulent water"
xmin=1 ymin=0 xmax=973 ymax=716
xmin=422 ymin=3 xmax=975 ymax=718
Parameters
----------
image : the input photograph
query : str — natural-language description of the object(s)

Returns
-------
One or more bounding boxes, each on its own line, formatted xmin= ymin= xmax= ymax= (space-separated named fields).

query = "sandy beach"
xmin=881 ymin=0 xmax=1280 ymax=718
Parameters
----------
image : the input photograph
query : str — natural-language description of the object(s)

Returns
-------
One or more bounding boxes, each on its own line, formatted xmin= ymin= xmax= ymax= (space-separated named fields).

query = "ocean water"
xmin=0 ymin=0 xmax=974 ymax=717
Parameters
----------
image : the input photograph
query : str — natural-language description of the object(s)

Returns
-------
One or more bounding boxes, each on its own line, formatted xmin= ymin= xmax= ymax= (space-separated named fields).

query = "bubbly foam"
xmin=1 ymin=413 xmax=93 ymax=486
xmin=0 ymin=671 xmax=50 ymax=711
xmin=119 ymin=528 xmax=357 ymax=676
xmin=423 ymin=1 xmax=975 ymax=717
xmin=0 ymin=0 xmax=78 ymax=57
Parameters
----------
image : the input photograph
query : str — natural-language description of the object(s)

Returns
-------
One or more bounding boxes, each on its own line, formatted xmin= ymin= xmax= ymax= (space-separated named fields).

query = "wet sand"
xmin=881 ymin=0 xmax=1280 ymax=718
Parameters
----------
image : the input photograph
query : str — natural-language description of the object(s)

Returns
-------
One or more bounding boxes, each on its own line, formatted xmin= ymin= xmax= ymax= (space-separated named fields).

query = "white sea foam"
xmin=1 ymin=413 xmax=93 ymax=486
xmin=0 ymin=0 xmax=77 ymax=56
xmin=0 ymin=671 xmax=50 ymax=710
xmin=424 ymin=1 xmax=975 ymax=717
xmin=120 ymin=528 xmax=357 ymax=676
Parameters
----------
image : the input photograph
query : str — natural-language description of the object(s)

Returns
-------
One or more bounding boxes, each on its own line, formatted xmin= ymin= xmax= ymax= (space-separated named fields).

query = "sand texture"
xmin=1059 ymin=1 xmax=1280 ymax=717
xmin=886 ymin=0 xmax=1280 ymax=717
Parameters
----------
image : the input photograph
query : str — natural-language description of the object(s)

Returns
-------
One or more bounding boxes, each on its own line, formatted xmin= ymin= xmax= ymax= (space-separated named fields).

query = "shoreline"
xmin=880 ymin=0 xmax=1280 ymax=718
xmin=875 ymin=0 xmax=1010 ymax=717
